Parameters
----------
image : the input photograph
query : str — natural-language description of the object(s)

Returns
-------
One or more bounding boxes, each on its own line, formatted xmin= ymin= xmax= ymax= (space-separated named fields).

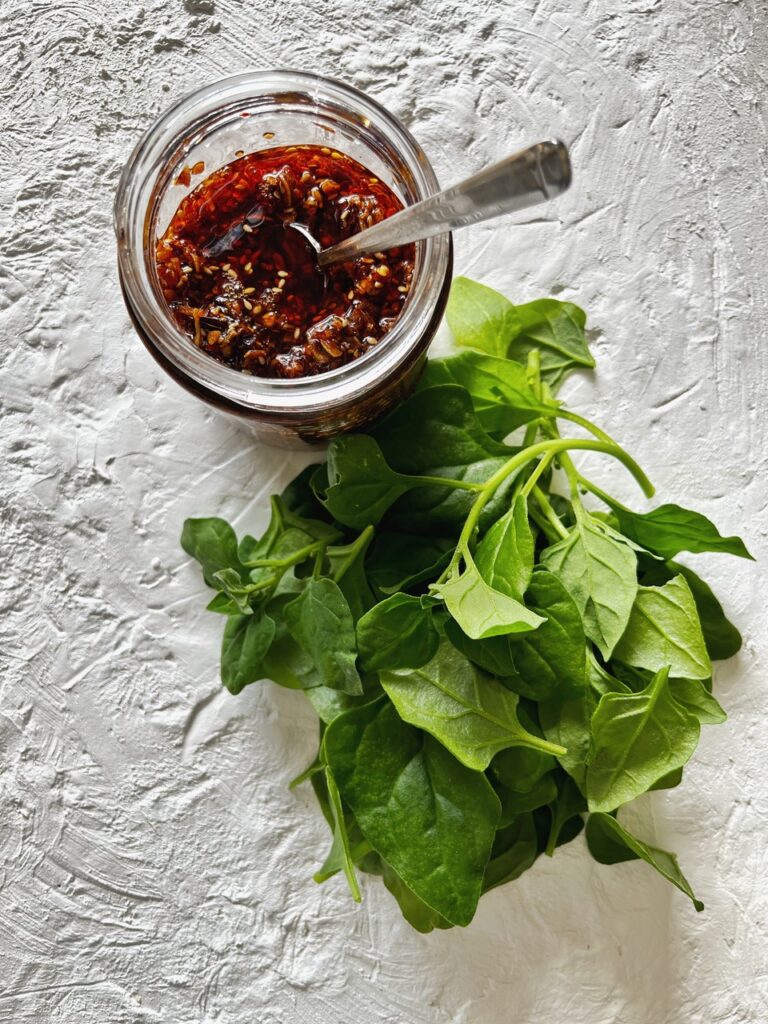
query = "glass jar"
xmin=114 ymin=70 xmax=452 ymax=446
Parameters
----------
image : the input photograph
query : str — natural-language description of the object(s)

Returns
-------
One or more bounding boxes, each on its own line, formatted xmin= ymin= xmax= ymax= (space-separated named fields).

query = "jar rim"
xmin=114 ymin=69 xmax=451 ymax=415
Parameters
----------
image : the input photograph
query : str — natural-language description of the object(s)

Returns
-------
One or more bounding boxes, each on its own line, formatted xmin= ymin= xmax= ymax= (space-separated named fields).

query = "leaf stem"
xmin=519 ymin=451 xmax=556 ymax=499
xmin=330 ymin=525 xmax=375 ymax=583
xmin=456 ymin=437 xmax=654 ymax=558
xmin=528 ymin=503 xmax=561 ymax=544
xmin=412 ymin=473 xmax=486 ymax=492
xmin=531 ymin=486 xmax=570 ymax=540
xmin=245 ymin=539 xmax=326 ymax=570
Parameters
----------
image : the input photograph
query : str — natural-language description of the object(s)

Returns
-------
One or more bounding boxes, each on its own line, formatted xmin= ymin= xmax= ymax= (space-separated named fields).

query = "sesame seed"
xmin=244 ymin=286 xmax=256 ymax=294
xmin=244 ymin=262 xmax=253 ymax=273
xmin=243 ymin=299 xmax=253 ymax=310
xmin=347 ymin=290 xmax=354 ymax=300
xmin=376 ymin=265 xmax=390 ymax=277
xmin=293 ymin=327 xmax=301 ymax=339
xmin=398 ymin=285 xmax=409 ymax=293
xmin=181 ymin=264 xmax=192 ymax=273
xmin=222 ymin=263 xmax=231 ymax=270
xmin=277 ymin=279 xmax=286 ymax=289
xmin=277 ymin=270 xmax=289 ymax=278
xmin=243 ymin=223 xmax=253 ymax=233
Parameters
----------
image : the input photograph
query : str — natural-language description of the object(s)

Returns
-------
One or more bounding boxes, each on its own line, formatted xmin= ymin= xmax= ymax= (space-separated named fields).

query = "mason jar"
xmin=114 ymin=69 xmax=453 ymax=446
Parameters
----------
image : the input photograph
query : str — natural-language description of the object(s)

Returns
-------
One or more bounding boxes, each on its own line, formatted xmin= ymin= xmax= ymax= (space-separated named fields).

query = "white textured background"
xmin=1 ymin=2 xmax=766 ymax=1021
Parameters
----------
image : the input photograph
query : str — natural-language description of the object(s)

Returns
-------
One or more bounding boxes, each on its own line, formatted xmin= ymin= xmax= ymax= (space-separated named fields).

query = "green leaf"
xmin=280 ymin=464 xmax=329 ymax=521
xmin=509 ymin=569 xmax=587 ymax=700
xmin=381 ymin=862 xmax=453 ymax=933
xmin=283 ymin=578 xmax=363 ymax=695
xmin=181 ymin=517 xmax=245 ymax=587
xmin=431 ymin=555 xmax=544 ymax=640
xmin=613 ymin=575 xmax=711 ymax=680
xmin=609 ymin=503 xmax=753 ymax=561
xmin=539 ymin=688 xmax=596 ymax=794
xmin=444 ymin=618 xmax=517 ymax=677
xmin=238 ymin=495 xmax=338 ymax=566
xmin=586 ymin=812 xmax=704 ymax=911
xmin=446 ymin=279 xmax=595 ymax=391
xmin=357 ymin=594 xmax=439 ymax=672
xmin=542 ymin=513 xmax=638 ymax=659
xmin=206 ymin=591 xmax=241 ymax=615
xmin=211 ymin=567 xmax=264 ymax=614
xmin=474 ymin=494 xmax=534 ymax=601
xmin=444 ymin=570 xmax=586 ymax=703
xmin=675 ymin=564 xmax=742 ymax=662
xmin=446 ymin=276 xmax=520 ymax=358
xmin=544 ymin=775 xmax=587 ymax=856
xmin=497 ymin=775 xmax=558 ymax=824
xmin=506 ymin=298 xmax=594 ymax=391
xmin=374 ymin=384 xmax=509 ymax=474
xmin=316 ymin=436 xmax=413 ymax=530
xmin=640 ymin=557 xmax=742 ymax=661
xmin=304 ymin=684 xmax=378 ymax=725
xmin=373 ymin=385 xmax=511 ymax=535
xmin=367 ymin=531 xmax=454 ymax=595
xmin=587 ymin=667 xmax=701 ymax=812
xmin=588 ymin=653 xmax=632 ymax=695
xmin=324 ymin=698 xmax=501 ymax=926
xmin=649 ymin=767 xmax=684 ymax=791
xmin=491 ymin=744 xmax=555 ymax=794
xmin=669 ymin=678 xmax=727 ymax=725
xmin=220 ymin=612 xmax=276 ymax=694
xmin=419 ymin=351 xmax=557 ymax=436
xmin=483 ymin=812 xmax=539 ymax=892
xmin=380 ymin=640 xmax=564 ymax=771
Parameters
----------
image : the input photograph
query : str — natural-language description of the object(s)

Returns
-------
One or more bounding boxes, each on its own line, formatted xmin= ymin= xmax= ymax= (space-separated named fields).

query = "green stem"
xmin=556 ymin=408 xmax=614 ymax=445
xmin=526 ymin=348 xmax=543 ymax=400
xmin=245 ymin=539 xmax=326 ymax=570
xmin=519 ymin=451 xmax=556 ymax=499
xmin=330 ymin=525 xmax=375 ymax=583
xmin=522 ymin=350 xmax=544 ymax=447
xmin=546 ymin=411 xmax=654 ymax=499
xmin=456 ymin=437 xmax=653 ymax=558
xmin=411 ymin=473 xmax=485 ymax=492
xmin=560 ymin=451 xmax=583 ymax=507
xmin=523 ymin=735 xmax=567 ymax=757
xmin=531 ymin=486 xmax=569 ymax=540
xmin=528 ymin=503 xmax=561 ymax=544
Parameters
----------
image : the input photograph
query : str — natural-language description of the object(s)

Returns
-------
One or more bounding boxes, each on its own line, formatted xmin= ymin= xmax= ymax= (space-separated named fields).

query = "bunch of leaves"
xmin=180 ymin=276 xmax=750 ymax=931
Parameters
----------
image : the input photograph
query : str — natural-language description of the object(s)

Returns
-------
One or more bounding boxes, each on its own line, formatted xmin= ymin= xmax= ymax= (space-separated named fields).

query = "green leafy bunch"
xmin=180 ymin=276 xmax=751 ymax=931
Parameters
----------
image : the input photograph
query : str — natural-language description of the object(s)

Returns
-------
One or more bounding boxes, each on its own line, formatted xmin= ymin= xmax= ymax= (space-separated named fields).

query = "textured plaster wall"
xmin=1 ymin=1 xmax=767 ymax=1021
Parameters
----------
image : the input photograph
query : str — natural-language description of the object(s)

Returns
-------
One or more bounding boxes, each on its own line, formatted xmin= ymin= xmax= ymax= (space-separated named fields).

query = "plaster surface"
xmin=1 ymin=2 xmax=767 ymax=1022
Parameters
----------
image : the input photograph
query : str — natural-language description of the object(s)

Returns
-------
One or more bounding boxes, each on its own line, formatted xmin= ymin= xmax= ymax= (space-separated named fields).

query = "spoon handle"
xmin=317 ymin=139 xmax=571 ymax=269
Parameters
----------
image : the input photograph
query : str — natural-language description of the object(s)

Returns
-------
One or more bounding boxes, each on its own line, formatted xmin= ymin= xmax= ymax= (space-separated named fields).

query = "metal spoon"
xmin=289 ymin=139 xmax=571 ymax=270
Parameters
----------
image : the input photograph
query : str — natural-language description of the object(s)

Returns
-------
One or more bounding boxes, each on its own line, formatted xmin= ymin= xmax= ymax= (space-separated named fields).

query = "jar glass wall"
xmin=114 ymin=70 xmax=452 ymax=446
